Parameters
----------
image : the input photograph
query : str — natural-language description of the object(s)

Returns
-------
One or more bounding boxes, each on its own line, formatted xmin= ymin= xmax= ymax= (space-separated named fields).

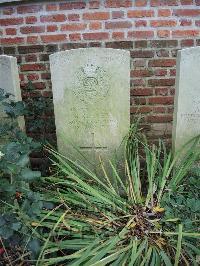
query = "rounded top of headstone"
xmin=0 ymin=55 xmax=17 ymax=63
xmin=49 ymin=48 xmax=130 ymax=60
xmin=178 ymin=46 xmax=200 ymax=56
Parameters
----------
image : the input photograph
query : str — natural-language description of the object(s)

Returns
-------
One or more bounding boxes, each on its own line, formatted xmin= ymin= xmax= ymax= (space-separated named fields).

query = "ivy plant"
xmin=0 ymin=88 xmax=45 ymax=258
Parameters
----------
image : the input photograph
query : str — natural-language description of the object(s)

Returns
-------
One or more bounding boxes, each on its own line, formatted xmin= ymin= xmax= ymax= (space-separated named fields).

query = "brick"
xmin=1 ymin=37 xmax=24 ymax=45
xmin=155 ymin=88 xmax=169 ymax=95
xmin=135 ymin=0 xmax=147 ymax=6
xmin=112 ymin=11 xmax=124 ymax=19
xmin=61 ymin=23 xmax=86 ymax=31
xmin=149 ymin=59 xmax=176 ymax=67
xmin=59 ymin=2 xmax=86 ymax=10
xmin=41 ymin=34 xmax=67 ymax=43
xmin=89 ymin=22 xmax=102 ymax=30
xmin=46 ymin=44 xmax=58 ymax=53
xmin=180 ymin=39 xmax=194 ymax=47
xmin=128 ymin=31 xmax=154 ymax=39
xmin=33 ymin=82 xmax=46 ymax=90
xmin=5 ymin=28 xmax=17 ymax=35
xmin=149 ymin=96 xmax=174 ymax=105
xmin=20 ymin=26 xmax=45 ymax=34
xmin=150 ymin=40 xmax=178 ymax=48
xmin=128 ymin=10 xmax=154 ymax=18
xmin=47 ymin=25 xmax=58 ymax=32
xmin=180 ymin=19 xmax=192 ymax=26
xmin=131 ymin=69 xmax=153 ymax=77
xmin=147 ymin=115 xmax=173 ymax=123
xmin=150 ymin=20 xmax=177 ymax=27
xmin=25 ymin=54 xmax=37 ymax=62
xmin=40 ymin=14 xmax=66 ymax=23
xmin=3 ymin=47 xmax=16 ymax=54
xmin=41 ymin=73 xmax=51 ymax=80
xmin=172 ymin=30 xmax=199 ymax=37
xmin=135 ymin=20 xmax=147 ymax=27
xmin=69 ymin=33 xmax=81 ymax=41
xmin=41 ymin=91 xmax=53 ymax=99
xmin=60 ymin=43 xmax=87 ymax=50
xmin=131 ymin=106 xmax=152 ymax=113
xmin=105 ymin=0 xmax=132 ymax=7
xmin=20 ymin=63 xmax=46 ymax=71
xmin=21 ymin=90 xmax=41 ymax=98
xmin=0 ymin=18 xmax=23 ymax=26
xmin=132 ymin=97 xmax=146 ymax=105
xmin=153 ymin=106 xmax=166 ymax=113
xmin=83 ymin=12 xmax=110 ymax=20
xmin=105 ymin=21 xmax=132 ymax=29
xmin=157 ymin=30 xmax=170 ymax=38
xmin=131 ymin=88 xmax=153 ymax=96
xmin=154 ymin=69 xmax=167 ymax=76
xmin=131 ymin=50 xmax=154 ymax=58
xmin=18 ymin=45 xmax=43 ymax=54
xmin=167 ymin=106 xmax=174 ymax=113
xmin=16 ymin=55 xmax=22 ymax=64
xmin=171 ymin=49 xmax=179 ymax=57
xmin=39 ymin=54 xmax=49 ymax=61
xmin=88 ymin=42 xmax=102 ymax=47
xmin=112 ymin=32 xmax=125 ymax=39
xmin=195 ymin=20 xmax=200 ymax=27
xmin=150 ymin=0 xmax=178 ymax=6
xmin=173 ymin=9 xmax=200 ymax=16
xmin=19 ymin=74 xmax=25 ymax=81
xmin=170 ymin=88 xmax=175 ymax=95
xmin=27 ymin=36 xmax=38 ymax=44
xmin=17 ymin=5 xmax=43 ymax=14
xmin=148 ymin=78 xmax=175 ymax=86
xmin=105 ymin=41 xmax=133 ymax=49
xmin=89 ymin=1 xmax=100 ymax=8
xmin=83 ymin=32 xmax=109 ymax=40
xmin=181 ymin=0 xmax=193 ymax=4
xmin=68 ymin=14 xmax=80 ymax=21
xmin=25 ymin=16 xmax=37 ymax=24
xmin=135 ymin=40 xmax=147 ymax=48
xmin=170 ymin=69 xmax=176 ymax=76
xmin=27 ymin=73 xmax=39 ymax=80
xmin=158 ymin=9 xmax=171 ymax=16
xmin=131 ymin=79 xmax=146 ymax=86
xmin=3 ymin=7 xmax=15 ymax=15
xmin=46 ymin=4 xmax=58 ymax=11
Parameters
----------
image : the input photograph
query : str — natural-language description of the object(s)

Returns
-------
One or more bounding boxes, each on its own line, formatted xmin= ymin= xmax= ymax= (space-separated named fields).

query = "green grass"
xmin=19 ymin=123 xmax=200 ymax=265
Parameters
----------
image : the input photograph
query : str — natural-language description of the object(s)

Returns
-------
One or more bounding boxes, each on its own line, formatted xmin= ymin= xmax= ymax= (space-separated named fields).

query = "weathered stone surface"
xmin=50 ymin=48 xmax=130 ymax=172
xmin=172 ymin=47 xmax=200 ymax=153
xmin=0 ymin=55 xmax=24 ymax=144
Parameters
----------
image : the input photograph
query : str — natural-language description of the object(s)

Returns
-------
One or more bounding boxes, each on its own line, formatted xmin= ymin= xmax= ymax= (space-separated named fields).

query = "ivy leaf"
xmin=28 ymin=238 xmax=41 ymax=259
xmin=0 ymin=216 xmax=5 ymax=227
xmin=0 ymin=226 xmax=13 ymax=239
xmin=3 ymin=101 xmax=26 ymax=118
xmin=20 ymin=168 xmax=41 ymax=181
xmin=11 ymin=222 xmax=21 ymax=231
xmin=43 ymin=201 xmax=55 ymax=210
xmin=16 ymin=154 xmax=29 ymax=168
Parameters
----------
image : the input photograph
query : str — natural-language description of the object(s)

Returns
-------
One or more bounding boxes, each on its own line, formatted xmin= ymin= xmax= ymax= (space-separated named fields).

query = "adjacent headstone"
xmin=172 ymin=47 xmax=200 ymax=153
xmin=50 ymin=48 xmax=130 ymax=172
xmin=0 ymin=55 xmax=24 ymax=144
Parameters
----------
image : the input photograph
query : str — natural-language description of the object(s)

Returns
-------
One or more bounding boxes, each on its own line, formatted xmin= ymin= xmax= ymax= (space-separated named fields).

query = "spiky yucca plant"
xmin=28 ymin=124 xmax=200 ymax=265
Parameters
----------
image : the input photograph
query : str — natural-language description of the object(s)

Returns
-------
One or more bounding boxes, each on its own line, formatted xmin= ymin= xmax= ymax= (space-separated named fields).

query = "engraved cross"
xmin=80 ymin=133 xmax=107 ymax=152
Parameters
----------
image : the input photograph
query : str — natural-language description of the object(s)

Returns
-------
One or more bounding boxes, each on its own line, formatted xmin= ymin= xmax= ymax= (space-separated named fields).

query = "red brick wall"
xmin=0 ymin=0 xmax=200 ymax=146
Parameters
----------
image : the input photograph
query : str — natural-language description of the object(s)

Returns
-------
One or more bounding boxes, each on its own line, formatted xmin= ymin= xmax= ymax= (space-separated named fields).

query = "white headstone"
xmin=0 ymin=55 xmax=24 ymax=140
xmin=50 ymin=48 xmax=130 ymax=172
xmin=172 ymin=47 xmax=200 ymax=153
